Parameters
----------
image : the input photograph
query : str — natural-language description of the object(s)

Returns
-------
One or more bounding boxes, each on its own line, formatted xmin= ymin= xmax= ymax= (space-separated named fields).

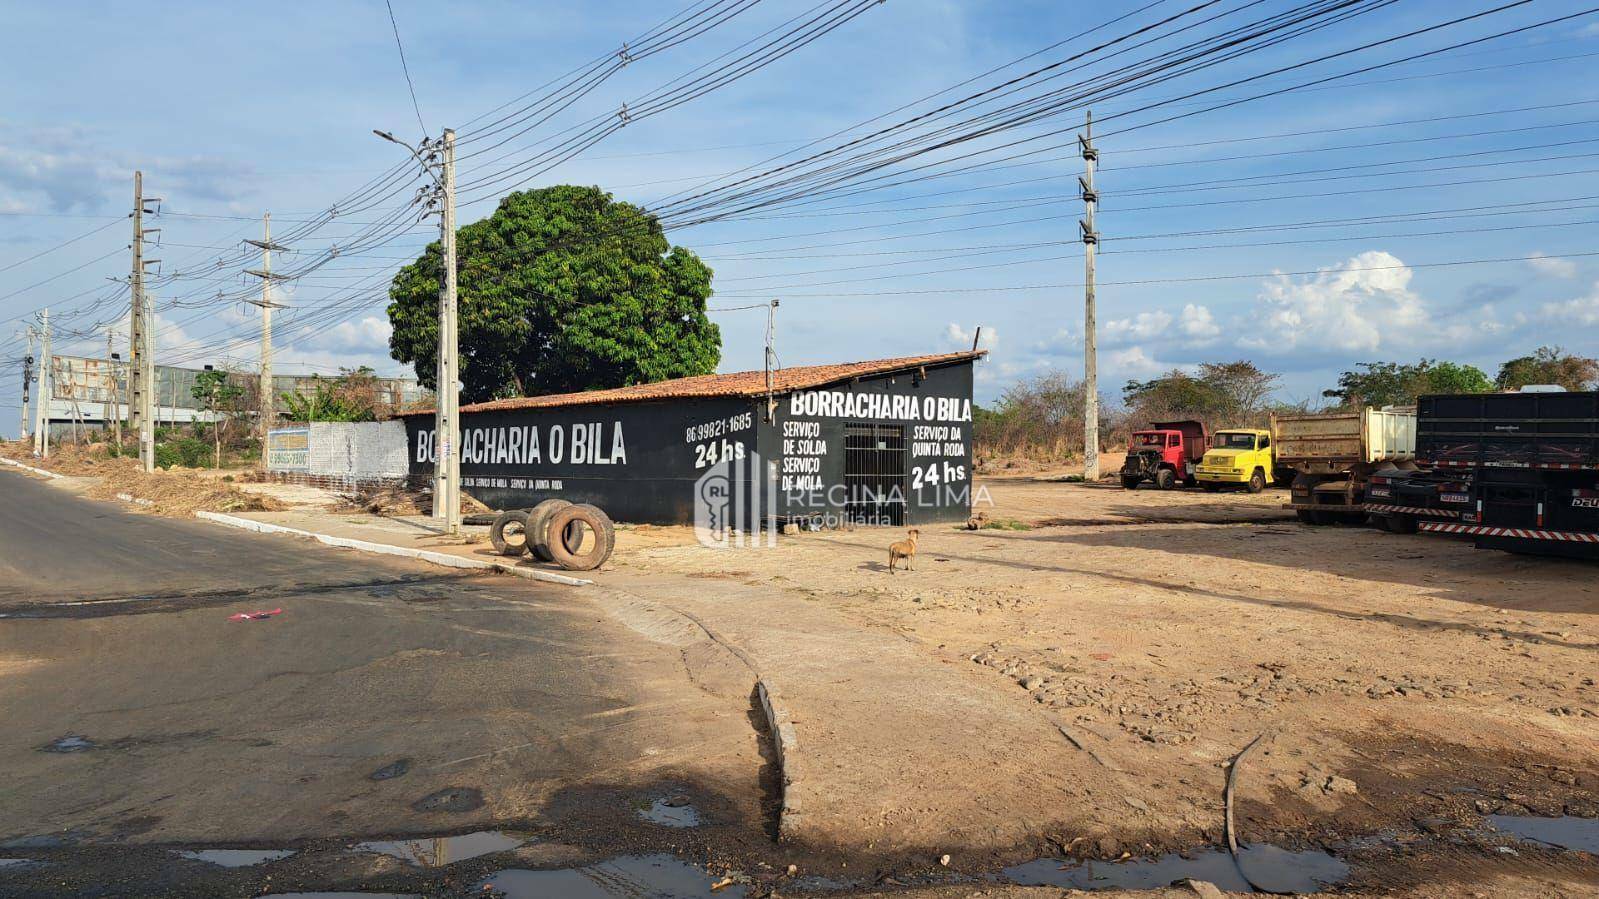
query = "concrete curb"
xmin=193 ymin=511 xmax=592 ymax=587
xmin=757 ymin=678 xmax=804 ymax=841
xmin=0 ymin=456 xmax=64 ymax=479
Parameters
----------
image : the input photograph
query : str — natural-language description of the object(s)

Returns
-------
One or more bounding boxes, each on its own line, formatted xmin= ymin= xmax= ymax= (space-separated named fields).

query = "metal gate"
xmin=844 ymin=422 xmax=907 ymax=526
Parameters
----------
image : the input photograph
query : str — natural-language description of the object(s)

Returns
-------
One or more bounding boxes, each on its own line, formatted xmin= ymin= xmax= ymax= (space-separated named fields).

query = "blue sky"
xmin=3 ymin=0 xmax=1598 ymax=437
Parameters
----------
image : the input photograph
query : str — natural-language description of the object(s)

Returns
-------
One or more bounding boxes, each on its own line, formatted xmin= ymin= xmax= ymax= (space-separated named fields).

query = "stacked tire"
xmin=488 ymin=501 xmax=615 ymax=571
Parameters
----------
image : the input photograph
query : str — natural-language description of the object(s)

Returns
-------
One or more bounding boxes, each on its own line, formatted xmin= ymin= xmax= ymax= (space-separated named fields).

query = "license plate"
xmin=1441 ymin=493 xmax=1469 ymax=503
xmin=1368 ymin=488 xmax=1391 ymax=498
xmin=1574 ymin=497 xmax=1599 ymax=509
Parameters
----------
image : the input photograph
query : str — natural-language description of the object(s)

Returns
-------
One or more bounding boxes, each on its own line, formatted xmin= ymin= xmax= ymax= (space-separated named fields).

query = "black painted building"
xmin=402 ymin=351 xmax=983 ymax=527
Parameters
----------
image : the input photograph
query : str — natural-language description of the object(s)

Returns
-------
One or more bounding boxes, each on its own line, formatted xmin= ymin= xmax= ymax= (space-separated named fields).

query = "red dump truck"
xmin=1120 ymin=420 xmax=1208 ymax=490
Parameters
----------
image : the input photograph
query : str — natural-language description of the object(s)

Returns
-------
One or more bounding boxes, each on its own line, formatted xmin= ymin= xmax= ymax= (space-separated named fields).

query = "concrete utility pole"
xmin=32 ymin=310 xmax=50 ymax=457
xmin=1079 ymin=110 xmax=1100 ymax=483
xmin=130 ymin=172 xmax=160 ymax=473
xmin=104 ymin=329 xmax=119 ymax=445
xmin=437 ymin=128 xmax=461 ymax=535
xmin=20 ymin=329 xmax=33 ymax=441
xmin=245 ymin=212 xmax=290 ymax=457
xmin=764 ymin=298 xmax=780 ymax=422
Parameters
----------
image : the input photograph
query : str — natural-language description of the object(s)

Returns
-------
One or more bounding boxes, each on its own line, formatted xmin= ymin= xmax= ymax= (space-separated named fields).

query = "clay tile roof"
xmin=426 ymin=351 xmax=985 ymax=416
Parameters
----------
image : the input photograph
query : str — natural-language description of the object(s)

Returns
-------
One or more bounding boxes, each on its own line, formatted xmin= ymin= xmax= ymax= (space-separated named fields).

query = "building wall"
xmin=400 ymin=360 xmax=976 ymax=528
xmin=756 ymin=360 xmax=975 ymax=526
xmin=404 ymin=396 xmax=757 ymax=524
xmin=266 ymin=421 xmax=410 ymax=484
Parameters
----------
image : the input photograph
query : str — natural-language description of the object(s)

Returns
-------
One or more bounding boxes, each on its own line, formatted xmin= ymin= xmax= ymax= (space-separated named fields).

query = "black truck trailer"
xmin=1402 ymin=391 xmax=1599 ymax=559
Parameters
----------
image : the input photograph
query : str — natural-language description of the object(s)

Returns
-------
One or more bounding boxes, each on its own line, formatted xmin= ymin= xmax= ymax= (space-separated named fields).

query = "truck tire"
xmin=1155 ymin=468 xmax=1177 ymax=490
xmin=1296 ymin=509 xmax=1326 ymax=525
xmin=489 ymin=510 xmax=531 ymax=557
xmin=1247 ymin=469 xmax=1266 ymax=494
xmin=1202 ymin=483 xmax=1221 ymax=493
xmin=1121 ymin=475 xmax=1140 ymax=490
xmin=1184 ymin=475 xmax=1198 ymax=488
xmin=526 ymin=499 xmax=572 ymax=563
xmin=1388 ymin=513 xmax=1418 ymax=534
xmin=545 ymin=503 xmax=615 ymax=571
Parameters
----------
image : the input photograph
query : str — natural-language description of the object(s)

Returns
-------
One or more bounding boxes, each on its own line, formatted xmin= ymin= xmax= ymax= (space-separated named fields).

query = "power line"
xmin=385 ymin=0 xmax=428 ymax=136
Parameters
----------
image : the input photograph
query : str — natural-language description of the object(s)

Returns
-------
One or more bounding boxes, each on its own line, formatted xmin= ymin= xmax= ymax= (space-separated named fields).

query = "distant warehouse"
xmin=402 ymin=351 xmax=985 ymax=527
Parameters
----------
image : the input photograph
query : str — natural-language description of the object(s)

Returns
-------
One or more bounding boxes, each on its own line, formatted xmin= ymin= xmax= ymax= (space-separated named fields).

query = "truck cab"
xmin=1196 ymin=429 xmax=1277 ymax=493
xmin=1120 ymin=420 xmax=1208 ymax=490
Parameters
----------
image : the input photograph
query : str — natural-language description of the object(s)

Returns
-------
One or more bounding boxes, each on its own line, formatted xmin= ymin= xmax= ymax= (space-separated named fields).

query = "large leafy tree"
xmin=1323 ymin=359 xmax=1491 ymax=407
xmin=1123 ymin=361 xmax=1280 ymax=427
xmin=387 ymin=185 xmax=720 ymax=402
xmin=1495 ymin=346 xmax=1599 ymax=392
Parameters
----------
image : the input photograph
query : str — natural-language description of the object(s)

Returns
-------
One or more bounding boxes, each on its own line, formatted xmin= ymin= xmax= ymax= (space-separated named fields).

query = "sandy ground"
xmin=593 ymin=473 xmax=1599 ymax=891
xmin=7 ymin=447 xmax=1596 ymax=895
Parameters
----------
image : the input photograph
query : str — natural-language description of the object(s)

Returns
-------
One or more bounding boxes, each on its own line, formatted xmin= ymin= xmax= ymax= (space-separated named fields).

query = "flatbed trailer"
xmin=1408 ymin=391 xmax=1599 ymax=560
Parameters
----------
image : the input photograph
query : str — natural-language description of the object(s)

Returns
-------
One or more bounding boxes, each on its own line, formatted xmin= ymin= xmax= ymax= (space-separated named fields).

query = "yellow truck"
xmin=1195 ymin=428 xmax=1283 ymax=493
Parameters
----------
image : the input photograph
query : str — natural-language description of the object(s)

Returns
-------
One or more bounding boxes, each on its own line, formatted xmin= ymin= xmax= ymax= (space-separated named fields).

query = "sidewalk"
xmin=212 ymin=505 xmax=1128 ymax=860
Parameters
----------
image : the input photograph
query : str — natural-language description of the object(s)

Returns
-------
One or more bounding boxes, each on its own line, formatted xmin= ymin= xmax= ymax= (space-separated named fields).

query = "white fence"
xmin=266 ymin=421 xmax=409 ymax=484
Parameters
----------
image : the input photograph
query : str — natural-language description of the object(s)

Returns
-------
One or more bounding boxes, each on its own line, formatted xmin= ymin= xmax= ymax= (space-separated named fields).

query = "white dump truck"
xmin=1272 ymin=407 xmax=1417 ymax=524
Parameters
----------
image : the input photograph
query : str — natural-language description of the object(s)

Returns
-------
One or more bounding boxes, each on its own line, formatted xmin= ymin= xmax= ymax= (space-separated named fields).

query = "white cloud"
xmin=1539 ymin=281 xmax=1599 ymax=326
xmin=310 ymin=315 xmax=393 ymax=354
xmin=1102 ymin=310 xmax=1172 ymax=344
xmin=1178 ymin=303 xmax=1220 ymax=341
xmin=1241 ymin=250 xmax=1427 ymax=354
xmin=1106 ymin=345 xmax=1165 ymax=378
xmin=1526 ymin=251 xmax=1577 ymax=280
xmin=944 ymin=322 xmax=997 ymax=351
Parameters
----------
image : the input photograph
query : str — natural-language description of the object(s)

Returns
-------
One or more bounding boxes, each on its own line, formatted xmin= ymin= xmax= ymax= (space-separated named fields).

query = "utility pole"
xmin=245 ymin=212 xmax=289 ymax=457
xmin=437 ymin=128 xmax=461 ymax=535
xmin=1079 ymin=110 xmax=1100 ymax=483
xmin=764 ymin=298 xmax=780 ymax=422
xmin=32 ymin=310 xmax=50 ymax=457
xmin=104 ymin=329 xmax=119 ymax=445
xmin=130 ymin=172 xmax=161 ymax=473
xmin=20 ymin=329 xmax=33 ymax=441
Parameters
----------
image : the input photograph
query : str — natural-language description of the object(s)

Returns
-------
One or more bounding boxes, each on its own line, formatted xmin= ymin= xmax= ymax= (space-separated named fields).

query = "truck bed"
xmin=1275 ymin=408 xmax=1416 ymax=468
xmin=1417 ymin=391 xmax=1599 ymax=469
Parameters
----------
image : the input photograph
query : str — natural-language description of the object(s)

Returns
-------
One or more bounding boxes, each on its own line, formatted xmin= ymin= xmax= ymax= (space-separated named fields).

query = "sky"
xmin=3 ymin=0 xmax=1598 ymax=437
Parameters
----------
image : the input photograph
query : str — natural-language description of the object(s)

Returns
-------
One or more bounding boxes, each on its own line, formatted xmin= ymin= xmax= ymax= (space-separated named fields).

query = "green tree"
xmin=281 ymin=367 xmax=381 ymax=422
xmin=1495 ymin=346 xmax=1599 ymax=392
xmin=1122 ymin=361 xmax=1280 ymax=428
xmin=387 ymin=185 xmax=720 ymax=402
xmin=1323 ymin=359 xmax=1492 ymax=407
xmin=192 ymin=369 xmax=245 ymax=467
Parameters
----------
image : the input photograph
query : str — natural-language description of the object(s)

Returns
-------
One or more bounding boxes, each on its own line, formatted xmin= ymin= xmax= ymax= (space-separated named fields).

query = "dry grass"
xmin=3 ymin=439 xmax=282 ymax=517
xmin=334 ymin=485 xmax=429 ymax=516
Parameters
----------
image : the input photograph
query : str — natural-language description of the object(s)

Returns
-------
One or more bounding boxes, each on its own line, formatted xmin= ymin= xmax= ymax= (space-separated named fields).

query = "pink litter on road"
xmin=229 ymin=609 xmax=283 ymax=621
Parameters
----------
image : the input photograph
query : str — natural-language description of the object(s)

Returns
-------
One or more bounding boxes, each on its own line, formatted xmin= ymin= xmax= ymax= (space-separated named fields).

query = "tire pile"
xmin=487 ymin=499 xmax=616 ymax=571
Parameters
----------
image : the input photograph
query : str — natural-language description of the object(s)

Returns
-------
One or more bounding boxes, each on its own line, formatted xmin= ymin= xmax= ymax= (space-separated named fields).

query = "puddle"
xmin=480 ymin=853 xmax=743 ymax=898
xmin=259 ymin=894 xmax=421 ymax=898
xmin=174 ymin=848 xmax=297 ymax=867
xmin=1003 ymin=845 xmax=1347 ymax=894
xmin=39 ymin=735 xmax=94 ymax=753
xmin=353 ymin=830 xmax=523 ymax=867
xmin=638 ymin=797 xmax=701 ymax=828
xmin=1490 ymin=815 xmax=1599 ymax=853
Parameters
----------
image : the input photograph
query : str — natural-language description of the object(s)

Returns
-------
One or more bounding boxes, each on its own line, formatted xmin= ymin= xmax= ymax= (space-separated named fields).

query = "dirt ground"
xmin=596 ymin=471 xmax=1599 ymax=892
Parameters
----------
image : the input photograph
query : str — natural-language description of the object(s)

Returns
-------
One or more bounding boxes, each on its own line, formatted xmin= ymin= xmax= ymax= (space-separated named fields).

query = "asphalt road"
xmin=0 ymin=471 xmax=765 ymax=896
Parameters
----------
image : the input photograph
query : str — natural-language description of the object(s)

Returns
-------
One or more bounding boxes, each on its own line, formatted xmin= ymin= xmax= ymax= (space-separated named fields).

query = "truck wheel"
xmin=527 ymin=499 xmax=572 ymax=562
xmin=1389 ymin=513 xmax=1418 ymax=534
xmin=1247 ymin=469 xmax=1266 ymax=494
xmin=545 ymin=503 xmax=616 ymax=571
xmin=1202 ymin=483 xmax=1221 ymax=493
xmin=1296 ymin=509 xmax=1326 ymax=526
xmin=1184 ymin=476 xmax=1198 ymax=488
xmin=1155 ymin=468 xmax=1177 ymax=490
xmin=489 ymin=510 xmax=531 ymax=557
xmin=1121 ymin=475 xmax=1140 ymax=490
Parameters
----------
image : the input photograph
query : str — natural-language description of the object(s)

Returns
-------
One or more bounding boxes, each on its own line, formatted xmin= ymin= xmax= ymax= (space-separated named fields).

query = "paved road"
xmin=0 ymin=471 xmax=764 ymax=896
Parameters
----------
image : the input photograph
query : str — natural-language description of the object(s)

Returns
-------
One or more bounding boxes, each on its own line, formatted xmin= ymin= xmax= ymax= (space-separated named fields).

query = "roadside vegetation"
xmin=975 ymin=346 xmax=1599 ymax=466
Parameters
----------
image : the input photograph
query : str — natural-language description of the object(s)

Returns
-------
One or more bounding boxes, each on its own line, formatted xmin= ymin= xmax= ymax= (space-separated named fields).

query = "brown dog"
xmin=888 ymin=528 xmax=920 ymax=573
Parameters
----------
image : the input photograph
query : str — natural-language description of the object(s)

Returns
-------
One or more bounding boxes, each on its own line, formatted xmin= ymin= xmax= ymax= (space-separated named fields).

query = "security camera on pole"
xmin=375 ymin=127 xmax=461 ymax=536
